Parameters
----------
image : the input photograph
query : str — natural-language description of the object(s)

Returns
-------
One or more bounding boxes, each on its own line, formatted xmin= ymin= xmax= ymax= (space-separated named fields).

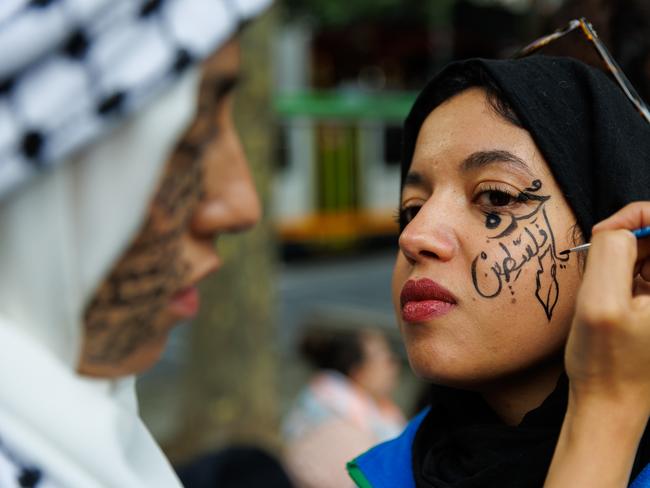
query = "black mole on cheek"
xmin=485 ymin=213 xmax=501 ymax=229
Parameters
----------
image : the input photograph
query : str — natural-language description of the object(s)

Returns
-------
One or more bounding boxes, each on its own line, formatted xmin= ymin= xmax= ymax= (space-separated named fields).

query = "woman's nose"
xmin=191 ymin=130 xmax=261 ymax=237
xmin=398 ymin=199 xmax=458 ymax=265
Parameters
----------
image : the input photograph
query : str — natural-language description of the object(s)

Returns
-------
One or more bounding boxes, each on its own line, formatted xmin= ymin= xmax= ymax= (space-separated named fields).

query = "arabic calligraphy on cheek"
xmin=470 ymin=180 xmax=569 ymax=320
xmin=82 ymin=151 xmax=203 ymax=363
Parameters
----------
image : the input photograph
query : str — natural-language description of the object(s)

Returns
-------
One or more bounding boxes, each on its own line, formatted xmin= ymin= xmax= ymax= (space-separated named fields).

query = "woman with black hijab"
xmin=347 ymin=55 xmax=650 ymax=487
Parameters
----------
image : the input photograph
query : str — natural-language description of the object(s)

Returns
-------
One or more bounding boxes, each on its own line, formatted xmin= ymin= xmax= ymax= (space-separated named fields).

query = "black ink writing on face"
xmin=83 ymin=221 xmax=193 ymax=363
xmin=82 ymin=72 xmax=236 ymax=365
xmin=486 ymin=180 xmax=550 ymax=239
xmin=471 ymin=180 xmax=568 ymax=320
xmin=536 ymin=246 xmax=559 ymax=320
xmin=83 ymin=140 xmax=205 ymax=364
xmin=485 ymin=213 xmax=501 ymax=229
xmin=83 ymin=244 xmax=186 ymax=362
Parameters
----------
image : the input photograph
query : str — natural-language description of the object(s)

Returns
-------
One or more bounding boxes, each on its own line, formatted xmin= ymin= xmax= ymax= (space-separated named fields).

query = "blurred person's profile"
xmin=0 ymin=0 xmax=271 ymax=486
xmin=282 ymin=326 xmax=405 ymax=488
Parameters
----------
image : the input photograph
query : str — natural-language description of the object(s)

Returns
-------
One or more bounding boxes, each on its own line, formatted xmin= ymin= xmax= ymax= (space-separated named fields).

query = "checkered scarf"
xmin=0 ymin=0 xmax=271 ymax=202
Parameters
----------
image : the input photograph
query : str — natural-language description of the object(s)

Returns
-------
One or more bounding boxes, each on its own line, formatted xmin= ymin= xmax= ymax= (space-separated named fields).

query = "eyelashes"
xmin=396 ymin=185 xmax=530 ymax=232
xmin=475 ymin=184 xmax=523 ymax=209
xmin=394 ymin=205 xmax=421 ymax=231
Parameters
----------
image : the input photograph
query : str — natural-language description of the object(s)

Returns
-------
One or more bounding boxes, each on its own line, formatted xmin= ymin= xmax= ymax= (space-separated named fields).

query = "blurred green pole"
xmin=166 ymin=6 xmax=281 ymax=464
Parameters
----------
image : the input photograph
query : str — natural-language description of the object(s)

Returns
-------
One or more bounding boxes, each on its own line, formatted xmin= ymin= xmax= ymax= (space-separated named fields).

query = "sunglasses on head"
xmin=514 ymin=17 xmax=650 ymax=125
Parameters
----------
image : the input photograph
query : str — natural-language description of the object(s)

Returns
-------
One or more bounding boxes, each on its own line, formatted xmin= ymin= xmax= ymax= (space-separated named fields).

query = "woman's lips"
xmin=168 ymin=286 xmax=200 ymax=319
xmin=400 ymin=278 xmax=457 ymax=323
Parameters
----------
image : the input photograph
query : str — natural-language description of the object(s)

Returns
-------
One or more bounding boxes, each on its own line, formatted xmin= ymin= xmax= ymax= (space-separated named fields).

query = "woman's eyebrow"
xmin=403 ymin=171 xmax=426 ymax=189
xmin=459 ymin=150 xmax=535 ymax=179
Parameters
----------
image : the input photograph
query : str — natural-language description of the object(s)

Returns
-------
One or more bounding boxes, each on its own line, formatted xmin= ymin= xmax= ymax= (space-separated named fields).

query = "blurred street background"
xmin=136 ymin=0 xmax=650 ymax=467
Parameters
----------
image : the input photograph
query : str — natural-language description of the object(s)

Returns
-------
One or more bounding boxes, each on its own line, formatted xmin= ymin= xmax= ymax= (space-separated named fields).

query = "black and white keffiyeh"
xmin=0 ymin=436 xmax=46 ymax=487
xmin=0 ymin=0 xmax=271 ymax=202
xmin=0 ymin=2 xmax=271 ymax=487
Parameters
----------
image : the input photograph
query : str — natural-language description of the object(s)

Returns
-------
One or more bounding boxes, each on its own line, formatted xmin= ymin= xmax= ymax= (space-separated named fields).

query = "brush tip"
xmin=559 ymin=249 xmax=570 ymax=256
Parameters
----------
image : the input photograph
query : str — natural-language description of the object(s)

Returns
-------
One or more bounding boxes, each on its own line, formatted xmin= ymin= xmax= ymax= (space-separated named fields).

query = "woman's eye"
xmin=480 ymin=189 xmax=516 ymax=207
xmin=396 ymin=205 xmax=421 ymax=230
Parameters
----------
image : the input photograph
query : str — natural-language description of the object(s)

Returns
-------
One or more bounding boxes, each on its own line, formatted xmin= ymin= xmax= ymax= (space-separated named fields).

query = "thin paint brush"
xmin=559 ymin=225 xmax=650 ymax=255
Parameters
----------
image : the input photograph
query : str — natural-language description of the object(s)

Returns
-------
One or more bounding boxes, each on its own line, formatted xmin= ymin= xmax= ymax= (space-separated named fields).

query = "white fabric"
xmin=0 ymin=69 xmax=199 ymax=487
xmin=0 ymin=0 xmax=272 ymax=202
xmin=0 ymin=326 xmax=180 ymax=487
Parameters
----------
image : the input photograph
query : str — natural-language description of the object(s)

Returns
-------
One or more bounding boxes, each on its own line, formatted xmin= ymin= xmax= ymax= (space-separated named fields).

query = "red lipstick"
xmin=400 ymin=278 xmax=457 ymax=323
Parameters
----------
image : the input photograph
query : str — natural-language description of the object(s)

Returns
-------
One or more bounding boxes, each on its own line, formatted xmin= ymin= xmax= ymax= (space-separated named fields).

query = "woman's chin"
xmin=406 ymin=345 xmax=499 ymax=390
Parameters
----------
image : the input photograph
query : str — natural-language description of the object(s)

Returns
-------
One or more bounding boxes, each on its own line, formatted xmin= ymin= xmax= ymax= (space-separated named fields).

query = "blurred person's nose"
xmin=191 ymin=125 xmax=261 ymax=238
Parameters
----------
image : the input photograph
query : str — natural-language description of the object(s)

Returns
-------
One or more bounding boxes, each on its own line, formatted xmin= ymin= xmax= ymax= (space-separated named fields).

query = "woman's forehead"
xmin=409 ymin=88 xmax=550 ymax=182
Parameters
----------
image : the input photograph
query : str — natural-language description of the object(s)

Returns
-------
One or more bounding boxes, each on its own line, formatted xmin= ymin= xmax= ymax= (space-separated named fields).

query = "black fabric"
xmin=176 ymin=446 xmax=294 ymax=488
xmin=401 ymin=56 xmax=650 ymax=240
xmin=412 ymin=375 xmax=650 ymax=488
xmin=403 ymin=55 xmax=650 ymax=487
xmin=412 ymin=375 xmax=567 ymax=488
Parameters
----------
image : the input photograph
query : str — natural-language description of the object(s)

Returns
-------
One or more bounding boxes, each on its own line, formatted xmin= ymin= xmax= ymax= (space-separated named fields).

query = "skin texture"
xmin=392 ymin=88 xmax=583 ymax=423
xmin=78 ymin=39 xmax=261 ymax=378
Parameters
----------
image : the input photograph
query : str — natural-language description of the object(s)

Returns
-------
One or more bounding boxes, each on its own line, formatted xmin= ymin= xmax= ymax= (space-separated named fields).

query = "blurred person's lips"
xmin=169 ymin=249 xmax=221 ymax=320
xmin=169 ymin=286 xmax=200 ymax=319
xmin=400 ymin=278 xmax=457 ymax=323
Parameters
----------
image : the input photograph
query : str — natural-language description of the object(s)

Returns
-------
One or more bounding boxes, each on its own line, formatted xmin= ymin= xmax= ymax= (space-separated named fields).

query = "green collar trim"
xmin=347 ymin=459 xmax=373 ymax=488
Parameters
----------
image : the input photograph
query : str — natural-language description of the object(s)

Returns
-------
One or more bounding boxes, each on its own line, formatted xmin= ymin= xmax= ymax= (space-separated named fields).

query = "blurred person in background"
xmin=0 ymin=0 xmax=273 ymax=486
xmin=283 ymin=327 xmax=405 ymax=488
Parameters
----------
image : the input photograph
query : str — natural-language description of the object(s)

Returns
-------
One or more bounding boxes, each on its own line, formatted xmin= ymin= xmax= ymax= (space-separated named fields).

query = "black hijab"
xmin=403 ymin=56 xmax=650 ymax=487
xmin=402 ymin=56 xmax=650 ymax=240
xmin=413 ymin=375 xmax=568 ymax=488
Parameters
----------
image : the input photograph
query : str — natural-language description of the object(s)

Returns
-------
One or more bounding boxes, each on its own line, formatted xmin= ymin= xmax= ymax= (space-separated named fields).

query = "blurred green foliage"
xmin=282 ymin=0 xmax=456 ymax=28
